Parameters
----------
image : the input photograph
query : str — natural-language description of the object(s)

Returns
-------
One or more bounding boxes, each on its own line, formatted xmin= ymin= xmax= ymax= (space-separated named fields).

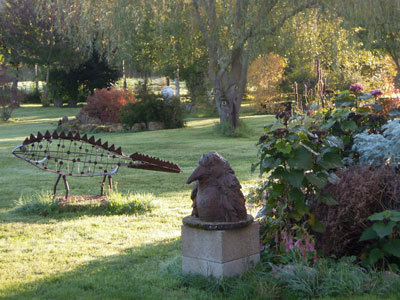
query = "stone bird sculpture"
xmin=186 ymin=152 xmax=247 ymax=222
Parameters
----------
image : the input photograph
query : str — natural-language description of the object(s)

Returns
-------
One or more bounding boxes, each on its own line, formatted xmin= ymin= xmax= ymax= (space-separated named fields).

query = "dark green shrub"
xmin=120 ymin=93 xmax=185 ymax=129
xmin=163 ymin=97 xmax=185 ymax=129
xmin=47 ymin=49 xmax=120 ymax=103
xmin=24 ymin=88 xmax=41 ymax=104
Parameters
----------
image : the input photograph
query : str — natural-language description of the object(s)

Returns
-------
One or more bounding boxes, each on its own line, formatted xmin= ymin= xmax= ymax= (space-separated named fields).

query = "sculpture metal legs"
xmin=100 ymin=175 xmax=113 ymax=196
xmin=53 ymin=174 xmax=70 ymax=199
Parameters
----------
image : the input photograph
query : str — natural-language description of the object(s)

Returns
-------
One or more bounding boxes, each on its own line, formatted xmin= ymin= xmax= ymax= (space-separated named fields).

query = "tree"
xmin=157 ymin=0 xmax=209 ymax=103
xmin=337 ymin=0 xmax=400 ymax=88
xmin=0 ymin=0 xmax=81 ymax=105
xmin=191 ymin=0 xmax=319 ymax=129
xmin=273 ymin=8 xmax=396 ymax=92
xmin=0 ymin=62 xmax=24 ymax=121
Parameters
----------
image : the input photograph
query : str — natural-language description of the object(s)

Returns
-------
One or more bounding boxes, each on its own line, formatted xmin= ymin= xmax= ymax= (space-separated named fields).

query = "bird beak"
xmin=186 ymin=165 xmax=207 ymax=184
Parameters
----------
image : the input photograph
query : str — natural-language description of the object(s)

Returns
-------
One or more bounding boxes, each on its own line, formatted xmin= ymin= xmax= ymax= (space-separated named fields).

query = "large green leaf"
xmin=359 ymin=227 xmax=378 ymax=242
xmin=321 ymin=119 xmax=336 ymax=130
xmin=271 ymin=167 xmax=286 ymax=179
xmin=325 ymin=136 xmax=344 ymax=149
xmin=319 ymin=152 xmax=344 ymax=170
xmin=382 ymin=239 xmax=400 ymax=258
xmin=261 ymin=157 xmax=281 ymax=171
xmin=276 ymin=141 xmax=292 ymax=154
xmin=369 ymin=210 xmax=400 ymax=222
xmin=305 ymin=172 xmax=327 ymax=189
xmin=368 ymin=248 xmax=385 ymax=265
xmin=341 ymin=120 xmax=358 ymax=131
xmin=319 ymin=193 xmax=338 ymax=205
xmin=283 ymin=170 xmax=304 ymax=188
xmin=289 ymin=187 xmax=305 ymax=202
xmin=334 ymin=98 xmax=356 ymax=108
xmin=288 ymin=147 xmax=314 ymax=170
xmin=372 ymin=221 xmax=396 ymax=239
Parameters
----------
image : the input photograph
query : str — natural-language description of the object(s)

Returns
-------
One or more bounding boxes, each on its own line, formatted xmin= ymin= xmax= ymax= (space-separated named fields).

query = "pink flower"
xmin=313 ymin=251 xmax=318 ymax=263
xmin=371 ymin=89 xmax=383 ymax=98
xmin=309 ymin=241 xmax=315 ymax=252
xmin=288 ymin=236 xmax=294 ymax=250
xmin=350 ymin=83 xmax=364 ymax=93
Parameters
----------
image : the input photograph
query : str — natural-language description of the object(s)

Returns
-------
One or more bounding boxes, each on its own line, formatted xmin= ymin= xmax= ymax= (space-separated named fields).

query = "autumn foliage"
xmin=82 ymin=88 xmax=135 ymax=123
xmin=247 ymin=53 xmax=286 ymax=113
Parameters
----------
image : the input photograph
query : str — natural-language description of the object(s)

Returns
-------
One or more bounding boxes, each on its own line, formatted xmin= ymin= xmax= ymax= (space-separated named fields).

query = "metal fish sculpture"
xmin=12 ymin=130 xmax=182 ymax=199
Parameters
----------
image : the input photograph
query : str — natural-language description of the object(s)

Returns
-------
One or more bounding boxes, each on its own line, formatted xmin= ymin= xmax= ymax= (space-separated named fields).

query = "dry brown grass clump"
xmin=311 ymin=165 xmax=400 ymax=257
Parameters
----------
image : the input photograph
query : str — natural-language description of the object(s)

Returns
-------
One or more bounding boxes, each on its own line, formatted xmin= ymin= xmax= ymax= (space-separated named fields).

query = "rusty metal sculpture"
xmin=12 ymin=130 xmax=181 ymax=199
xmin=186 ymin=152 xmax=247 ymax=222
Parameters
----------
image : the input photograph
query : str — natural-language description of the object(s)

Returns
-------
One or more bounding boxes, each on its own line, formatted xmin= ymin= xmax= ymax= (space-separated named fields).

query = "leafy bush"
xmin=120 ymin=92 xmax=185 ymax=129
xmin=253 ymin=90 xmax=395 ymax=262
xmin=253 ymin=109 xmax=346 ymax=248
xmin=360 ymin=210 xmax=400 ymax=268
xmin=311 ymin=165 xmax=400 ymax=258
xmin=82 ymin=88 xmax=135 ymax=123
xmin=24 ymin=88 xmax=42 ymax=104
xmin=163 ymin=97 xmax=185 ymax=129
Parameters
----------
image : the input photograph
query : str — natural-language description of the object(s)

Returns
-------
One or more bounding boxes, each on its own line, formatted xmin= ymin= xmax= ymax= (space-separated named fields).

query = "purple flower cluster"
xmin=371 ymin=89 xmax=384 ymax=98
xmin=349 ymin=83 xmax=364 ymax=93
xmin=281 ymin=232 xmax=318 ymax=263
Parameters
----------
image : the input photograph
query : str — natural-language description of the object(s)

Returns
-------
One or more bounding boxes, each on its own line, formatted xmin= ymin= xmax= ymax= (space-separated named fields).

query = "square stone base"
xmin=181 ymin=222 xmax=260 ymax=278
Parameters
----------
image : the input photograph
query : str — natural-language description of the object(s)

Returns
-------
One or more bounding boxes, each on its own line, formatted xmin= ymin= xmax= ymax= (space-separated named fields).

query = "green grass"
xmin=0 ymin=105 xmax=271 ymax=299
xmin=0 ymin=105 xmax=399 ymax=299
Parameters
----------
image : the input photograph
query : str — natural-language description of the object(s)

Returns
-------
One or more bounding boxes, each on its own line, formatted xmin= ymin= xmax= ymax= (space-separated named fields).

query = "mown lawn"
xmin=0 ymin=105 xmax=271 ymax=299
xmin=1 ymin=106 xmax=399 ymax=300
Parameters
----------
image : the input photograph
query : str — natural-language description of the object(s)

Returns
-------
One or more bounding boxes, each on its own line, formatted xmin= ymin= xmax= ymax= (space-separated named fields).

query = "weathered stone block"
xmin=181 ymin=222 xmax=260 ymax=278
xmin=148 ymin=121 xmax=164 ymax=131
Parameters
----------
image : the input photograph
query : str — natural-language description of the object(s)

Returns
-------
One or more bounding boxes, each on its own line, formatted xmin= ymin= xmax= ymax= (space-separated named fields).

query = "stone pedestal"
xmin=181 ymin=215 xmax=260 ymax=278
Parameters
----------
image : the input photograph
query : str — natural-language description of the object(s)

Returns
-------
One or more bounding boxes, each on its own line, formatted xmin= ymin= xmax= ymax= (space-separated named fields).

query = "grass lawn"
xmin=0 ymin=105 xmax=399 ymax=299
xmin=0 ymin=105 xmax=269 ymax=299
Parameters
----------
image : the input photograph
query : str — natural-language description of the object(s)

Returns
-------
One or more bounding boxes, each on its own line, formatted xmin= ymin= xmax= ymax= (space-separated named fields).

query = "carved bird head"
xmin=186 ymin=152 xmax=247 ymax=222
xmin=186 ymin=152 xmax=233 ymax=184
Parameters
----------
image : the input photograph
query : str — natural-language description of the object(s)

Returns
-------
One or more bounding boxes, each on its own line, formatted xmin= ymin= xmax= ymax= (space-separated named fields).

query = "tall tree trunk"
xmin=122 ymin=60 xmax=127 ymax=89
xmin=35 ymin=64 xmax=39 ymax=90
xmin=211 ymin=43 xmax=251 ymax=130
xmin=12 ymin=66 xmax=19 ymax=93
xmin=175 ymin=68 xmax=180 ymax=98
xmin=43 ymin=65 xmax=50 ymax=106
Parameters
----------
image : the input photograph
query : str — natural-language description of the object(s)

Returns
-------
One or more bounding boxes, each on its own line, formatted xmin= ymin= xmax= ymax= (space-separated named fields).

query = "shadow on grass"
xmin=3 ymin=238 xmax=189 ymax=300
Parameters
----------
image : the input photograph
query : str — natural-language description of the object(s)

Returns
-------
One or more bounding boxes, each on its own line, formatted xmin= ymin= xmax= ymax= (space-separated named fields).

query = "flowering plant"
xmin=349 ymin=83 xmax=364 ymax=94
xmin=371 ymin=89 xmax=383 ymax=99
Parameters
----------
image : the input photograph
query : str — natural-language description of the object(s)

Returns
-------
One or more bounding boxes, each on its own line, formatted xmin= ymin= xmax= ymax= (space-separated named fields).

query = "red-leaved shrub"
xmin=82 ymin=88 xmax=135 ymax=123
xmin=311 ymin=165 xmax=400 ymax=258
